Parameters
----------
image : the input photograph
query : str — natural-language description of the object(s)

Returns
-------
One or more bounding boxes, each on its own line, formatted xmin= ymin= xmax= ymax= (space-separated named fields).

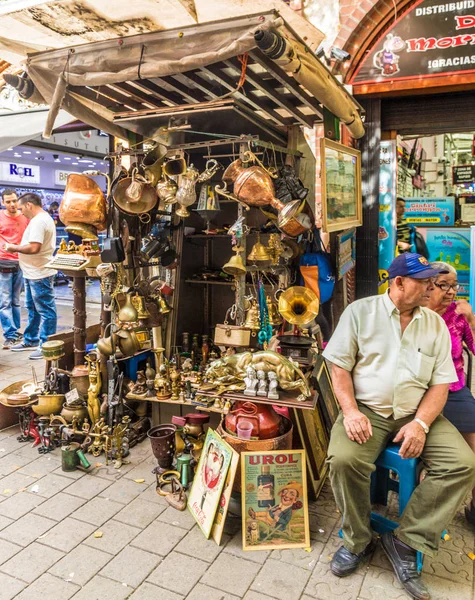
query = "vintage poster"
xmin=210 ymin=445 xmax=239 ymax=546
xmin=241 ymin=450 xmax=310 ymax=552
xmin=188 ymin=429 xmax=232 ymax=538
xmin=420 ymin=227 xmax=470 ymax=299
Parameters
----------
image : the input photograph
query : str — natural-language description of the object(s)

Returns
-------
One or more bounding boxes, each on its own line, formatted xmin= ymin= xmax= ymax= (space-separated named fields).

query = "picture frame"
xmin=241 ymin=450 xmax=311 ymax=552
xmin=187 ymin=428 xmax=233 ymax=538
xmin=311 ymin=353 xmax=340 ymax=435
xmin=336 ymin=227 xmax=356 ymax=280
xmin=321 ymin=138 xmax=362 ymax=233
xmin=210 ymin=444 xmax=240 ymax=546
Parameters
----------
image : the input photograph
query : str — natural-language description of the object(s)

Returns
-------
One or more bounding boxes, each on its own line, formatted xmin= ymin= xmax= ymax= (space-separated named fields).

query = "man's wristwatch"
xmin=414 ymin=418 xmax=429 ymax=434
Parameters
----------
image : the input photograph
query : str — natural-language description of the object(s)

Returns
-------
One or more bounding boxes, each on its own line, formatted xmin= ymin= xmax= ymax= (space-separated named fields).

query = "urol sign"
xmin=351 ymin=0 xmax=475 ymax=89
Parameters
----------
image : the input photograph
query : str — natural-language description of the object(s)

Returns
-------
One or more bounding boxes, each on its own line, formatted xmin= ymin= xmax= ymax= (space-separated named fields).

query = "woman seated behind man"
xmin=428 ymin=262 xmax=475 ymax=524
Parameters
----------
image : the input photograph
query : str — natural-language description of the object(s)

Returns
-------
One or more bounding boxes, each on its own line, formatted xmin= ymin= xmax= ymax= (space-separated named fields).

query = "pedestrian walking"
xmin=0 ymin=188 xmax=28 ymax=348
xmin=3 ymin=193 xmax=57 ymax=360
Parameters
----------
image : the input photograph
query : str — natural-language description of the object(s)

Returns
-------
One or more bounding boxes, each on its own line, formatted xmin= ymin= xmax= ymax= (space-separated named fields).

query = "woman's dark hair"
xmin=18 ymin=193 xmax=42 ymax=207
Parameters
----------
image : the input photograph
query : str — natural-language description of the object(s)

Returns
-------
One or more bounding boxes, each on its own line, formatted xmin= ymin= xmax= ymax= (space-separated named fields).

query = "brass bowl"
xmin=0 ymin=380 xmax=35 ymax=407
xmin=32 ymin=394 xmax=65 ymax=416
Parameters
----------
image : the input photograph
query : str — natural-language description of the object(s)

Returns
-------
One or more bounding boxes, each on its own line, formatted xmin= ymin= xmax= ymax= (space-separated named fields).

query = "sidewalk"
xmin=0 ymin=423 xmax=472 ymax=600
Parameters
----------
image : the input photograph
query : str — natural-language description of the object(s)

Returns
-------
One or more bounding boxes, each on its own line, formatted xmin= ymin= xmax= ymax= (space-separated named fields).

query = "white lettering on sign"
xmin=54 ymin=169 xmax=76 ymax=186
xmin=0 ymin=162 xmax=40 ymax=184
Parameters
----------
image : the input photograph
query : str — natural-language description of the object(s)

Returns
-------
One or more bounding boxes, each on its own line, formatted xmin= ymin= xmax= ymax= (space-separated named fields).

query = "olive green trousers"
xmin=327 ymin=404 xmax=475 ymax=557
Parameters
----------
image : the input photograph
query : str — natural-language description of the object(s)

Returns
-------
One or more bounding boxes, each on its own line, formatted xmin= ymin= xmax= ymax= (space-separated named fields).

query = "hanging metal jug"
xmin=118 ymin=293 xmax=139 ymax=323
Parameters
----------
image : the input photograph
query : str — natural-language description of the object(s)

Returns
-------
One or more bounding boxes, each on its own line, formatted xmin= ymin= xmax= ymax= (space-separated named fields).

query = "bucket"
xmin=217 ymin=417 xmax=293 ymax=492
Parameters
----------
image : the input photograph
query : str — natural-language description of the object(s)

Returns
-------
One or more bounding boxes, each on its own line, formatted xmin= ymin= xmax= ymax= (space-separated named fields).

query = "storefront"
xmin=0 ymin=7 xmax=363 ymax=553
xmin=339 ymin=0 xmax=475 ymax=296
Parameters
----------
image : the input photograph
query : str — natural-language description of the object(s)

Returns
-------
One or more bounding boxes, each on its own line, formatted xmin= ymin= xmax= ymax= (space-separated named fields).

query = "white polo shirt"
xmin=19 ymin=211 xmax=56 ymax=280
xmin=322 ymin=291 xmax=457 ymax=419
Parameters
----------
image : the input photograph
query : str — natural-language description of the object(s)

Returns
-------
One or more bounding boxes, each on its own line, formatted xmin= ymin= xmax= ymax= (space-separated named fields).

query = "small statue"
xmin=130 ymin=371 xmax=147 ymax=398
xmin=244 ymin=365 xmax=258 ymax=397
xmin=155 ymin=364 xmax=172 ymax=399
xmin=256 ymin=370 xmax=267 ymax=397
xmin=182 ymin=357 xmax=193 ymax=372
xmin=267 ymin=370 xmax=279 ymax=400
xmin=67 ymin=240 xmax=77 ymax=253
xmin=85 ymin=353 xmax=101 ymax=425
xmin=145 ymin=360 xmax=156 ymax=398
xmin=169 ymin=366 xmax=181 ymax=401
xmin=59 ymin=238 xmax=68 ymax=253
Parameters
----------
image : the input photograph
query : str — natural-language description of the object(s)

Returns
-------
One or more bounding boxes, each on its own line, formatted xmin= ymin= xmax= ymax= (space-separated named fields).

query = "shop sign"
xmin=469 ymin=226 xmax=475 ymax=306
xmin=41 ymin=131 xmax=109 ymax=155
xmin=351 ymin=0 xmax=475 ymax=86
xmin=453 ymin=164 xmax=475 ymax=184
xmin=421 ymin=227 xmax=470 ymax=298
xmin=54 ymin=169 xmax=76 ymax=186
xmin=0 ymin=161 xmax=40 ymax=184
xmin=403 ymin=198 xmax=455 ymax=226
xmin=378 ymin=140 xmax=397 ymax=293
xmin=461 ymin=203 xmax=475 ymax=221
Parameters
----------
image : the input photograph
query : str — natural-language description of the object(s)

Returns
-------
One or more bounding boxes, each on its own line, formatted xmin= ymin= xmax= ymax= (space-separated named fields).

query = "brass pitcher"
xmin=142 ymin=143 xmax=167 ymax=186
xmin=118 ymin=294 xmax=138 ymax=323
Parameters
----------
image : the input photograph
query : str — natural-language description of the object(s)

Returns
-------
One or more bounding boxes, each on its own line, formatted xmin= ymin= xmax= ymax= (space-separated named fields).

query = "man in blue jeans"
xmin=4 ymin=193 xmax=57 ymax=360
xmin=0 ymin=189 xmax=28 ymax=348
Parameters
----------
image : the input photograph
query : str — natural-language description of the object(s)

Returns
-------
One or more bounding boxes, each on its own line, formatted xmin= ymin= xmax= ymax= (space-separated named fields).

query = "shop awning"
xmin=0 ymin=108 xmax=74 ymax=153
xmin=4 ymin=8 xmax=364 ymax=141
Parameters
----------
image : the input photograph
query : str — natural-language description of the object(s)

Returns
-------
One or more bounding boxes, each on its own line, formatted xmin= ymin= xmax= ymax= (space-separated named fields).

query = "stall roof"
xmin=0 ymin=2 xmax=364 ymax=141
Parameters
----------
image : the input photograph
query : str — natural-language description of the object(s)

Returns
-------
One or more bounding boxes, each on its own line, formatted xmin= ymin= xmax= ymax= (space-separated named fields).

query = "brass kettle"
xmin=222 ymin=252 xmax=246 ymax=276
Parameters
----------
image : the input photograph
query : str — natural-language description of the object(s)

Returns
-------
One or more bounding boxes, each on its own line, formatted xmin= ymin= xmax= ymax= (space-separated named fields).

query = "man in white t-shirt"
xmin=4 ymin=193 xmax=57 ymax=360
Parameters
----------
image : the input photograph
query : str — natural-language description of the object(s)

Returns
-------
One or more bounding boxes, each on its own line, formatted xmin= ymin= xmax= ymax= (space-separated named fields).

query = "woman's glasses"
xmin=434 ymin=282 xmax=460 ymax=292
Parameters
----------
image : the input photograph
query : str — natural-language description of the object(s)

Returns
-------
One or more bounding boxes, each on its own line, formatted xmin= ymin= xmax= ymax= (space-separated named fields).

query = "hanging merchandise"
xmin=176 ymin=164 xmax=199 ymax=218
xmin=215 ymin=305 xmax=251 ymax=347
xmin=274 ymin=164 xmax=309 ymax=204
xmin=248 ymin=233 xmax=272 ymax=263
xmin=278 ymin=286 xmax=320 ymax=326
xmin=142 ymin=143 xmax=167 ymax=187
xmin=60 ymin=174 xmax=107 ymax=240
xmin=257 ymin=280 xmax=273 ymax=347
xmin=113 ymin=176 xmax=158 ymax=215
xmin=156 ymin=175 xmax=178 ymax=206
xmin=300 ymin=229 xmax=335 ymax=303
xmin=196 ymin=184 xmax=221 ymax=234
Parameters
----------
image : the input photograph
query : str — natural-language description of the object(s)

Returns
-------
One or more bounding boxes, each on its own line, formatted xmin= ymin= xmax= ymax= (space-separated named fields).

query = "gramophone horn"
xmin=222 ymin=253 xmax=246 ymax=276
xmin=278 ymin=286 xmax=319 ymax=326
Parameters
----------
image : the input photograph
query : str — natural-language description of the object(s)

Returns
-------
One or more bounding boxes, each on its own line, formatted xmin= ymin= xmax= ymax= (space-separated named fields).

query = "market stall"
xmin=0 ymin=8 xmax=363 ymax=551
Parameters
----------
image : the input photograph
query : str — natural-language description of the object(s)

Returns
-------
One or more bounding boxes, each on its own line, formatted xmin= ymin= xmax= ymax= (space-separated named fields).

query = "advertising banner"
xmin=421 ymin=227 xmax=471 ymax=299
xmin=378 ymin=141 xmax=397 ymax=292
xmin=403 ymin=198 xmax=455 ymax=226
xmin=0 ymin=161 xmax=40 ymax=184
xmin=351 ymin=0 xmax=475 ymax=86
xmin=453 ymin=164 xmax=475 ymax=184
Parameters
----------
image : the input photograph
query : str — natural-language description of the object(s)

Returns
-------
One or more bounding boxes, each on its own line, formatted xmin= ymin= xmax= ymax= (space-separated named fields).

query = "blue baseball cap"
xmin=380 ymin=253 xmax=448 ymax=285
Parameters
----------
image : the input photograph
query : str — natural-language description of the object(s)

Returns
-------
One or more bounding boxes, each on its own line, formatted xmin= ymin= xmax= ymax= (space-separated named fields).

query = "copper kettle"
xmin=60 ymin=174 xmax=107 ymax=236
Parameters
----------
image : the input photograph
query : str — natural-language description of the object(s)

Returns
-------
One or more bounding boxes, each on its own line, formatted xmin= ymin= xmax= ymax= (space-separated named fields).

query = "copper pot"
xmin=113 ymin=178 xmax=157 ymax=215
xmin=221 ymin=160 xmax=281 ymax=209
xmin=225 ymin=401 xmax=282 ymax=440
xmin=59 ymin=174 xmax=107 ymax=234
xmin=61 ymin=402 xmax=88 ymax=424
xmin=277 ymin=199 xmax=313 ymax=238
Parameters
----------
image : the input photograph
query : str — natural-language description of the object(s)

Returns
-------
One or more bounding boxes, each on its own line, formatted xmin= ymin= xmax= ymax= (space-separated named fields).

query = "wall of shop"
xmin=0 ymin=158 xmax=87 ymax=190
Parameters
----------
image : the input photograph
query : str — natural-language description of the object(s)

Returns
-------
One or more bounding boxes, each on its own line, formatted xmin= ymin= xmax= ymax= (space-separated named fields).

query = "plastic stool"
xmin=117 ymin=350 xmax=153 ymax=381
xmin=338 ymin=443 xmax=424 ymax=571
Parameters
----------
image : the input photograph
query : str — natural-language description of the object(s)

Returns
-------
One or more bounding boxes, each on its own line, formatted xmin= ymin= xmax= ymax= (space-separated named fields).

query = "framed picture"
xmin=311 ymin=353 xmax=340 ymax=434
xmin=336 ymin=228 xmax=356 ymax=280
xmin=188 ymin=429 xmax=233 ymax=538
xmin=321 ymin=138 xmax=362 ymax=233
xmin=210 ymin=444 xmax=239 ymax=546
xmin=241 ymin=450 xmax=310 ymax=552
xmin=292 ymin=407 xmax=329 ymax=500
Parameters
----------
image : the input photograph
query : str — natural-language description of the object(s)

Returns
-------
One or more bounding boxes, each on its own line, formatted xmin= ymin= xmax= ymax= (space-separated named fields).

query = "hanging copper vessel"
xmin=278 ymin=286 xmax=320 ymax=326
xmin=60 ymin=174 xmax=107 ymax=238
xmin=277 ymin=199 xmax=313 ymax=238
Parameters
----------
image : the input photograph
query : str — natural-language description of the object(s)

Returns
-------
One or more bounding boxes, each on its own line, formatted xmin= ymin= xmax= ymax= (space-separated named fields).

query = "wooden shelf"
xmin=185 ymin=279 xmax=234 ymax=286
xmin=196 ymin=389 xmax=317 ymax=411
xmin=129 ymin=394 xmax=224 ymax=414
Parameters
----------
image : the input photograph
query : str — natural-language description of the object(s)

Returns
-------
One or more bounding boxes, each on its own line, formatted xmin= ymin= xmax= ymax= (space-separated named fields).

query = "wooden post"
xmin=71 ymin=273 xmax=87 ymax=366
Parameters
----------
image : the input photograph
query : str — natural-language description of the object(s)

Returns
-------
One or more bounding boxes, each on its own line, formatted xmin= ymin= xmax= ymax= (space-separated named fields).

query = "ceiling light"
xmin=36 ymin=151 xmax=40 ymax=154
xmin=72 ymin=162 xmax=79 ymax=165
xmin=23 ymin=151 xmax=31 ymax=154
xmin=7 ymin=147 xmax=13 ymax=151
xmin=63 ymin=157 xmax=71 ymax=160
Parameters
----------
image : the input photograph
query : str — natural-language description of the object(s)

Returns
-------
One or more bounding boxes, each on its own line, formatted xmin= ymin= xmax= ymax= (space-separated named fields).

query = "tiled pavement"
xmin=0 ymin=301 xmax=475 ymax=599
xmin=0 ymin=423 xmax=471 ymax=600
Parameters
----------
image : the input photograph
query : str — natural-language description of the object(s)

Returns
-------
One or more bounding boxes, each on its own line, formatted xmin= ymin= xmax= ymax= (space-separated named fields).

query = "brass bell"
xmin=222 ymin=252 xmax=246 ymax=276
xmin=244 ymin=300 xmax=260 ymax=331
xmin=157 ymin=294 xmax=171 ymax=315
xmin=247 ymin=233 xmax=271 ymax=263
xmin=278 ymin=286 xmax=319 ymax=326
xmin=267 ymin=295 xmax=283 ymax=326
xmin=131 ymin=294 xmax=151 ymax=321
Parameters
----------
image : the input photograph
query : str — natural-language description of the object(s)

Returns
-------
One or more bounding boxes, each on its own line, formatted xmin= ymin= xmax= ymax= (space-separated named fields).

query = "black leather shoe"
xmin=330 ymin=541 xmax=375 ymax=577
xmin=381 ymin=533 xmax=430 ymax=600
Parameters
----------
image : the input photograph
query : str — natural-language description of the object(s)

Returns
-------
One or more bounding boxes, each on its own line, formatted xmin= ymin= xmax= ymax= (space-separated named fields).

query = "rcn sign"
xmin=0 ymin=162 xmax=40 ymax=184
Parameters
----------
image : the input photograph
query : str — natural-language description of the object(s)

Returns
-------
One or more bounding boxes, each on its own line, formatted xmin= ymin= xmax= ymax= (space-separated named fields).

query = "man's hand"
xmin=393 ymin=421 xmax=426 ymax=459
xmin=343 ymin=409 xmax=373 ymax=444
xmin=3 ymin=243 xmax=13 ymax=252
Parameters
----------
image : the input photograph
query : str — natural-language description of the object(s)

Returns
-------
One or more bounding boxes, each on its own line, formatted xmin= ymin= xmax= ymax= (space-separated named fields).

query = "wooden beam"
xmin=113 ymin=82 xmax=165 ymax=108
xmin=224 ymin=57 xmax=314 ymax=128
xmin=249 ymin=51 xmax=323 ymax=119
xmin=131 ymin=80 xmax=181 ymax=106
xmin=71 ymin=86 xmax=123 ymax=112
xmin=198 ymin=64 xmax=292 ymax=127
xmin=154 ymin=75 xmax=206 ymax=104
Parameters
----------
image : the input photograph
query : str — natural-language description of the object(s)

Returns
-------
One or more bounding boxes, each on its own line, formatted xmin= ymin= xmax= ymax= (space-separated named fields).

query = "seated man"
xmin=322 ymin=253 xmax=475 ymax=600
